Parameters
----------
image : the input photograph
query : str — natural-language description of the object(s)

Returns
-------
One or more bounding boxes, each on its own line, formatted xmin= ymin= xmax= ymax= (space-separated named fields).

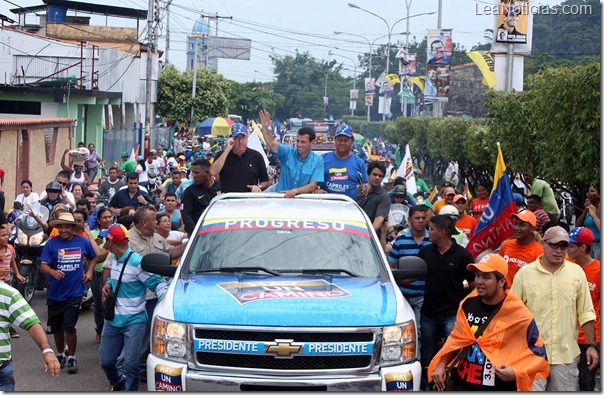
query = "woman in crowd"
xmin=576 ymin=184 xmax=601 ymax=258
xmin=85 ymin=143 xmax=103 ymax=183
xmin=470 ymin=183 xmax=490 ymax=220
xmin=14 ymin=179 xmax=39 ymax=210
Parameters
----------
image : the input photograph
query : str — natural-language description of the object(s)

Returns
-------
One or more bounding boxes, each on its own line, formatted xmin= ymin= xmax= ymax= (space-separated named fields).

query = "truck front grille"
xmin=196 ymin=353 xmax=372 ymax=370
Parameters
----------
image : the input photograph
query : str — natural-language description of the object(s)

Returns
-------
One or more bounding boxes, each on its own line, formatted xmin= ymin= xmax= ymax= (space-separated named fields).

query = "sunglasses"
xmin=546 ymin=242 xmax=570 ymax=251
xmin=57 ymin=181 xmax=67 ymax=186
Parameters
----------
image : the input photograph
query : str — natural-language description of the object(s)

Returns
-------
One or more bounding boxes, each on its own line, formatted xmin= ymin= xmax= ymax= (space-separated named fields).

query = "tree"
xmin=228 ymin=82 xmax=285 ymax=123
xmin=156 ymin=64 xmax=232 ymax=123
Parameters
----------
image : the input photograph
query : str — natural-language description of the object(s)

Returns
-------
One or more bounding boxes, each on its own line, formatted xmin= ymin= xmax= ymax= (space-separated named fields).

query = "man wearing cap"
xmin=315 ymin=125 xmax=367 ymax=199
xmin=568 ymin=227 xmax=600 ymax=391
xmin=511 ymin=226 xmax=598 ymax=391
xmin=118 ymin=152 xmax=136 ymax=176
xmin=210 ymin=124 xmax=269 ymax=193
xmin=259 ymin=110 xmax=324 ymax=198
xmin=498 ymin=210 xmax=543 ymax=286
xmin=429 ymin=253 xmax=549 ymax=391
xmin=107 ymin=172 xmax=156 ymax=217
xmin=176 ymin=154 xmax=188 ymax=171
xmin=433 ymin=186 xmax=456 ymax=214
xmin=413 ymin=168 xmax=429 ymax=193
xmin=418 ymin=214 xmax=475 ymax=387
xmin=39 ymin=212 xmax=99 ymax=375
xmin=99 ymin=224 xmax=168 ymax=391
xmin=453 ymin=195 xmax=478 ymax=239
xmin=98 ymin=167 xmax=125 ymax=203
xmin=186 ymin=141 xmax=202 ymax=162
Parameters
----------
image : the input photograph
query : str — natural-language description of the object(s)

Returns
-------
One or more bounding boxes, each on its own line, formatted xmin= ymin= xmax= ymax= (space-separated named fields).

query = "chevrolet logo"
xmin=266 ymin=340 xmax=302 ymax=358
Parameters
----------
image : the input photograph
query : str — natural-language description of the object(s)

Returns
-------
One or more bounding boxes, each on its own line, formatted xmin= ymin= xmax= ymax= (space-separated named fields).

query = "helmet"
xmin=45 ymin=181 xmax=62 ymax=192
xmin=7 ymin=210 xmax=22 ymax=223
xmin=439 ymin=204 xmax=459 ymax=218
xmin=392 ymin=185 xmax=406 ymax=197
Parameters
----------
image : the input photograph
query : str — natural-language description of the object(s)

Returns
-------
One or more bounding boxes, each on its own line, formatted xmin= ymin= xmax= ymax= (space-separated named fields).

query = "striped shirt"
xmin=107 ymin=248 xmax=168 ymax=328
xmin=0 ymin=282 xmax=41 ymax=361
xmin=388 ymin=229 xmax=431 ymax=296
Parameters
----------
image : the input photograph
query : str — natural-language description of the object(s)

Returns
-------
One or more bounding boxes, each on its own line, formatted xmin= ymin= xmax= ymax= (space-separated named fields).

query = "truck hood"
xmin=171 ymin=275 xmax=397 ymax=327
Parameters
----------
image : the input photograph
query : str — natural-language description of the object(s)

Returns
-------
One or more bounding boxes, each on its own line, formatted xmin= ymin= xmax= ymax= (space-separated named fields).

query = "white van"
xmin=142 ymin=193 xmax=426 ymax=391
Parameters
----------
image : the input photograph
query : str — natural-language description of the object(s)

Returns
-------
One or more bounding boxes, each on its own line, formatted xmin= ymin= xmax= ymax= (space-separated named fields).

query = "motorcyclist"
xmin=39 ymin=181 xmax=64 ymax=214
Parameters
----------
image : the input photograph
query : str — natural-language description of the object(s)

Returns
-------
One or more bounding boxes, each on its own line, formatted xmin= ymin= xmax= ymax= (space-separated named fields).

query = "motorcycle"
xmin=14 ymin=205 xmax=50 ymax=303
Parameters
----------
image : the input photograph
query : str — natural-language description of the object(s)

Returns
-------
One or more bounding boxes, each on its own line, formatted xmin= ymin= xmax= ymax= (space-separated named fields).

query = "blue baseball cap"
xmin=231 ymin=123 xmax=248 ymax=137
xmin=335 ymin=124 xmax=353 ymax=138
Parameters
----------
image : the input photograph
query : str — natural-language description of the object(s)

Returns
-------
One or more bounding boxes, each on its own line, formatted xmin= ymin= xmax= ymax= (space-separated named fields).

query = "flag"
xmin=466 ymin=51 xmax=496 ymax=89
xmin=466 ymin=143 xmax=518 ymax=258
xmin=463 ymin=177 xmax=473 ymax=200
xmin=251 ymin=120 xmax=266 ymax=144
xmin=247 ymin=129 xmax=270 ymax=167
xmin=428 ymin=186 xmax=439 ymax=204
xmin=395 ymin=144 xmax=417 ymax=195
xmin=394 ymin=145 xmax=401 ymax=167
xmin=385 ymin=73 xmax=400 ymax=85
xmin=409 ymin=76 xmax=425 ymax=93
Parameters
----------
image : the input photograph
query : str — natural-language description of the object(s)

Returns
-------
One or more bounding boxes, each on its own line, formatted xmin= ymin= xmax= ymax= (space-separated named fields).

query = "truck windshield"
xmin=181 ymin=228 xmax=386 ymax=279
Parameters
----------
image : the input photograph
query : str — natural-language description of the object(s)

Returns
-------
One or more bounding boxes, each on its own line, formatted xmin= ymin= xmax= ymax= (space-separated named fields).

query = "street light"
xmin=329 ymin=50 xmax=358 ymax=116
xmin=253 ymin=69 xmax=273 ymax=81
xmin=347 ymin=3 xmax=435 ymax=120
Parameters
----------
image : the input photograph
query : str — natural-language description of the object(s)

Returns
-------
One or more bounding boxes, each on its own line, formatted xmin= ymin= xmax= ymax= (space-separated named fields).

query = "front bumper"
xmin=147 ymin=354 xmax=421 ymax=391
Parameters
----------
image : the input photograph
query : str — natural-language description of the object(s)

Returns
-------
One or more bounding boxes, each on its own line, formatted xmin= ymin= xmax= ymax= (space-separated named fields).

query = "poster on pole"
xmin=364 ymin=78 xmax=375 ymax=94
xmin=426 ymin=29 xmax=453 ymax=65
xmin=495 ymin=1 xmax=528 ymax=44
xmin=350 ymin=89 xmax=359 ymax=100
xmin=397 ymin=52 xmax=417 ymax=76
xmin=425 ymin=64 xmax=450 ymax=102
xmin=365 ymin=94 xmax=374 ymax=106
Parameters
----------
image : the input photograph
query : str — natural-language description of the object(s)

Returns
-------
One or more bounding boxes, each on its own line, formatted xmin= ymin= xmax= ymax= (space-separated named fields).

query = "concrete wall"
xmin=0 ymin=119 xmax=74 ymax=203
xmin=447 ymin=63 xmax=489 ymax=118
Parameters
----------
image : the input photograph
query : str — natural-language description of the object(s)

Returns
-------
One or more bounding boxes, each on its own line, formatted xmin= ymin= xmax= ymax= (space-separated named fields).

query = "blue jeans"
xmin=91 ymin=272 xmax=104 ymax=335
xmin=140 ymin=298 xmax=158 ymax=374
xmin=100 ymin=320 xmax=146 ymax=391
xmin=403 ymin=294 xmax=424 ymax=359
xmin=420 ymin=314 xmax=456 ymax=386
xmin=0 ymin=361 xmax=15 ymax=392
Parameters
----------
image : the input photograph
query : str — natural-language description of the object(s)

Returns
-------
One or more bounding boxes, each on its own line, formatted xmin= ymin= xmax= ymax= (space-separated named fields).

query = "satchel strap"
xmin=113 ymin=251 xmax=133 ymax=298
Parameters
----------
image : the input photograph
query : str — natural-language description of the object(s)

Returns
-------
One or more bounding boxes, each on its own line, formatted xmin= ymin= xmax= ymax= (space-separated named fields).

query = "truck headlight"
xmin=152 ymin=317 xmax=187 ymax=361
xmin=380 ymin=320 xmax=416 ymax=366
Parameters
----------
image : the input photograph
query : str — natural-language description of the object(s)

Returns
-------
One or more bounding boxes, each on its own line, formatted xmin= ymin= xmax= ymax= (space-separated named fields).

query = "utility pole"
xmin=165 ymin=0 xmax=173 ymax=64
xmin=144 ymin=0 xmax=154 ymax=155
xmin=191 ymin=36 xmax=199 ymax=121
xmin=203 ymin=13 xmax=232 ymax=71
xmin=433 ymin=0 xmax=443 ymax=117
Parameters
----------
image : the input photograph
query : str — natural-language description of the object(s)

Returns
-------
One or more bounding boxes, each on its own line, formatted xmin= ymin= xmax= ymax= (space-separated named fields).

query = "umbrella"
xmin=197 ymin=117 xmax=235 ymax=136
xmin=354 ymin=133 xmax=365 ymax=147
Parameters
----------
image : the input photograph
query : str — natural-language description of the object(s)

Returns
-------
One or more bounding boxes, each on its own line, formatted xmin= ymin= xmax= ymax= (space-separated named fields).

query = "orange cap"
xmin=467 ymin=253 xmax=508 ymax=276
xmin=510 ymin=210 xmax=537 ymax=227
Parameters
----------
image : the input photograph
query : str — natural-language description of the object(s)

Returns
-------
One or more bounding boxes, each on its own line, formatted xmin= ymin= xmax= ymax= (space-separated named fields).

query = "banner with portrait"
xmin=398 ymin=52 xmax=417 ymax=76
xmin=426 ymin=29 xmax=453 ymax=66
xmin=365 ymin=93 xmax=374 ymax=106
xmin=425 ymin=64 xmax=450 ymax=102
xmin=495 ymin=1 xmax=528 ymax=44
xmin=364 ymin=78 xmax=376 ymax=94
xmin=350 ymin=89 xmax=359 ymax=100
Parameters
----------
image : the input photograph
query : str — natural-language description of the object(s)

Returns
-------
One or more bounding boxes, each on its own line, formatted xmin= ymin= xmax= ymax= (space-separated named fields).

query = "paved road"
xmin=10 ymin=289 xmax=146 ymax=391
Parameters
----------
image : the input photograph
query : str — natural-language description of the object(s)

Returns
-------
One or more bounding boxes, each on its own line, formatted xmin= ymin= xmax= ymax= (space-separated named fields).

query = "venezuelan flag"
xmin=466 ymin=143 xmax=518 ymax=258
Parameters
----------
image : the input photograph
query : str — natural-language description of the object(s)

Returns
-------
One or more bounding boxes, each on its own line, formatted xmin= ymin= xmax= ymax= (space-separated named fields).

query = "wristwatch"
xmin=587 ymin=343 xmax=599 ymax=351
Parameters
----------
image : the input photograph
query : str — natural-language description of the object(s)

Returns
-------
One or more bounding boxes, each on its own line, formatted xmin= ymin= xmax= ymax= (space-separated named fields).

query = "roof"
xmin=205 ymin=194 xmax=368 ymax=224
xmin=11 ymin=0 xmax=146 ymax=20
xmin=0 ymin=118 xmax=76 ymax=127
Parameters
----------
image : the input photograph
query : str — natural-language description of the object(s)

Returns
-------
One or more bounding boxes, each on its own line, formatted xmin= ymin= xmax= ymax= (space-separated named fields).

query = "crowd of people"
xmin=0 ymin=111 xmax=599 ymax=391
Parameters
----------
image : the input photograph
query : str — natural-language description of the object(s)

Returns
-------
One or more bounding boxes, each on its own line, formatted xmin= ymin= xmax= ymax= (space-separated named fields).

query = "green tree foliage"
xmin=156 ymin=64 xmax=232 ymax=123
xmin=270 ymin=51 xmax=353 ymax=120
xmin=228 ymin=82 xmax=285 ymax=123
xmin=526 ymin=0 xmax=600 ymax=75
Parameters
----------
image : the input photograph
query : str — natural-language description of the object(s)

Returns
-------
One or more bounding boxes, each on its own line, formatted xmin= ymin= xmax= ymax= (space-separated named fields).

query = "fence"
xmin=101 ymin=126 xmax=174 ymax=168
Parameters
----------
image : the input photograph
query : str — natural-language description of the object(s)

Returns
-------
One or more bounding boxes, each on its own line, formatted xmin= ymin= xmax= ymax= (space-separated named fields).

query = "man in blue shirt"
xmin=107 ymin=172 xmax=156 ymax=216
xmin=40 ymin=212 xmax=98 ymax=375
xmin=315 ymin=124 xmax=367 ymax=199
xmin=259 ymin=110 xmax=323 ymax=198
xmin=387 ymin=205 xmax=431 ymax=357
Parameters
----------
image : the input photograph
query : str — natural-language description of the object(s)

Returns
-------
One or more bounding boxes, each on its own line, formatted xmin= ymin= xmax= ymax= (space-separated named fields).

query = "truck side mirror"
xmin=391 ymin=256 xmax=427 ymax=281
xmin=141 ymin=252 xmax=177 ymax=278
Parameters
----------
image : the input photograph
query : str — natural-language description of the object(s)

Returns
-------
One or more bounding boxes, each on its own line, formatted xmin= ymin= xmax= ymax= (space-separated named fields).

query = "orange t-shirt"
xmin=471 ymin=197 xmax=489 ymax=220
xmin=570 ymin=259 xmax=600 ymax=344
xmin=499 ymin=238 xmax=544 ymax=286
xmin=433 ymin=199 xmax=447 ymax=214
xmin=456 ymin=215 xmax=478 ymax=239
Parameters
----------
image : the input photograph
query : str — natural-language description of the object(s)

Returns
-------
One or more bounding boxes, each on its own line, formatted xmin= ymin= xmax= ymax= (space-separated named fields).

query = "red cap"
xmin=104 ymin=224 xmax=129 ymax=244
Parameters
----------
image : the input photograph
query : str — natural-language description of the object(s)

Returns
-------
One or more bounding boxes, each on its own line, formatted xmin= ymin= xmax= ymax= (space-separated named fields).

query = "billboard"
xmin=206 ymin=37 xmax=252 ymax=60
xmin=495 ymin=1 xmax=528 ymax=44
xmin=426 ymin=29 xmax=453 ymax=65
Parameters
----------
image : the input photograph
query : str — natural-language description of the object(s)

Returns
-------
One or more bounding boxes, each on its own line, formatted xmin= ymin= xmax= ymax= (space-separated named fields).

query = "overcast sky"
xmin=2 ymin=0 xmax=565 ymax=83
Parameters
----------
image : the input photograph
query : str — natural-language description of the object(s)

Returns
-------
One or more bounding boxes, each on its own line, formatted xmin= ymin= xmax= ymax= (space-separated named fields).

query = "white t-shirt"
xmin=136 ymin=164 xmax=149 ymax=183
xmin=14 ymin=192 xmax=40 ymax=210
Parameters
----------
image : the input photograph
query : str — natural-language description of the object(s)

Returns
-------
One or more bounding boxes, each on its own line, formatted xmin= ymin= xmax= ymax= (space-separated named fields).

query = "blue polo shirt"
xmin=274 ymin=143 xmax=324 ymax=192
xmin=387 ymin=229 xmax=431 ymax=297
